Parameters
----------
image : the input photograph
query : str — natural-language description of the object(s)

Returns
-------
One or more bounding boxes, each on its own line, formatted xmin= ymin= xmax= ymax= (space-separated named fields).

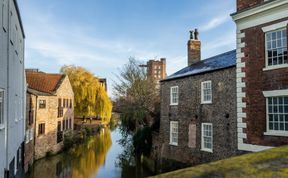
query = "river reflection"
xmin=27 ymin=127 xmax=153 ymax=178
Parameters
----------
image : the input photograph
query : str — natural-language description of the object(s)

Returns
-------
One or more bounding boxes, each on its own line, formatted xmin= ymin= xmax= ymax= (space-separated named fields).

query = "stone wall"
xmin=157 ymin=67 xmax=238 ymax=167
xmin=34 ymin=76 xmax=74 ymax=160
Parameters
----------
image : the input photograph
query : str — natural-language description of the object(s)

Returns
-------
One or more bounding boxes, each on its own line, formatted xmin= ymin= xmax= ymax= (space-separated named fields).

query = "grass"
xmin=151 ymin=146 xmax=288 ymax=178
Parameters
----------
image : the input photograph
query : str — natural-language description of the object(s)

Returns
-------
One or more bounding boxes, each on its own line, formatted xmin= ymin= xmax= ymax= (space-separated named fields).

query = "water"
xmin=27 ymin=127 xmax=154 ymax=178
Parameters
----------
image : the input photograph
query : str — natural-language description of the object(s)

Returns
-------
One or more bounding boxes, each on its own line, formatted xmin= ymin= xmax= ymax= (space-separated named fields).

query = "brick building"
xmin=155 ymin=31 xmax=238 ymax=169
xmin=232 ymin=0 xmax=288 ymax=152
xmin=26 ymin=70 xmax=74 ymax=160
xmin=140 ymin=58 xmax=167 ymax=82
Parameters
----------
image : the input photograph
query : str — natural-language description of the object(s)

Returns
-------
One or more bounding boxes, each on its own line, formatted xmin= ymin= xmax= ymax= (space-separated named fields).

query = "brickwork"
xmin=188 ymin=40 xmax=201 ymax=66
xmin=157 ymin=67 xmax=238 ymax=167
xmin=24 ymin=93 xmax=36 ymax=172
xmin=237 ymin=0 xmax=263 ymax=11
xmin=239 ymin=18 xmax=288 ymax=147
xmin=145 ymin=58 xmax=167 ymax=81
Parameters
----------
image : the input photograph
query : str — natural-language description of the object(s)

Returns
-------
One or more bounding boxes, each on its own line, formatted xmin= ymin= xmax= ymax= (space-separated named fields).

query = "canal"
xmin=27 ymin=127 xmax=154 ymax=178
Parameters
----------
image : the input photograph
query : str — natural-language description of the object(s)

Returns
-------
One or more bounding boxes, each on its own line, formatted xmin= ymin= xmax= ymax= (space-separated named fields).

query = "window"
xmin=39 ymin=100 xmax=46 ymax=109
xmin=69 ymin=118 xmax=72 ymax=129
xmin=170 ymin=121 xmax=178 ymax=146
xmin=38 ymin=123 xmax=45 ymax=135
xmin=62 ymin=120 xmax=65 ymax=130
xmin=267 ymin=97 xmax=288 ymax=133
xmin=0 ymin=90 xmax=4 ymax=127
xmin=58 ymin=107 xmax=63 ymax=118
xmin=266 ymin=29 xmax=287 ymax=67
xmin=69 ymin=99 xmax=72 ymax=108
xmin=201 ymin=123 xmax=213 ymax=152
xmin=28 ymin=109 xmax=34 ymax=125
xmin=170 ymin=86 xmax=179 ymax=105
xmin=201 ymin=81 xmax=212 ymax=104
xmin=57 ymin=121 xmax=61 ymax=132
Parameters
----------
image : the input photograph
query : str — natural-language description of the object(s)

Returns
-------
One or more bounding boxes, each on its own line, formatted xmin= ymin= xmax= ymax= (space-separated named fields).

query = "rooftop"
xmin=163 ymin=50 xmax=236 ymax=81
xmin=26 ymin=71 xmax=66 ymax=94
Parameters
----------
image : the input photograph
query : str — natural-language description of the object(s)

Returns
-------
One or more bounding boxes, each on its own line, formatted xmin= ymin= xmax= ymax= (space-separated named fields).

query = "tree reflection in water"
xmin=28 ymin=128 xmax=112 ymax=178
xmin=27 ymin=127 xmax=153 ymax=178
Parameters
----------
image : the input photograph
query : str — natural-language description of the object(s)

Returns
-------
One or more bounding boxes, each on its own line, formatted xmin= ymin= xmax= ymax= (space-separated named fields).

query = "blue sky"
xmin=18 ymin=0 xmax=236 ymax=96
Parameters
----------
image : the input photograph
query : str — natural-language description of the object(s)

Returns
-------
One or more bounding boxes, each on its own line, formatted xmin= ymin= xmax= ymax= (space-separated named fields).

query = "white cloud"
xmin=200 ymin=15 xmax=230 ymax=32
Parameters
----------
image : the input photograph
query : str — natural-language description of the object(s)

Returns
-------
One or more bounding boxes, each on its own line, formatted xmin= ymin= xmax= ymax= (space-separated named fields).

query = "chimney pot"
xmin=187 ymin=29 xmax=201 ymax=66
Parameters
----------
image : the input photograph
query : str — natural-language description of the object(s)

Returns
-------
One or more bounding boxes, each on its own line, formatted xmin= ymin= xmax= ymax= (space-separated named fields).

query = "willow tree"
xmin=61 ymin=65 xmax=112 ymax=123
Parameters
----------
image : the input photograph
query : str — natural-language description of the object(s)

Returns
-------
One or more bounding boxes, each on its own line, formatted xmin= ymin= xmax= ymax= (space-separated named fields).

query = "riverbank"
xmin=150 ymin=146 xmax=288 ymax=178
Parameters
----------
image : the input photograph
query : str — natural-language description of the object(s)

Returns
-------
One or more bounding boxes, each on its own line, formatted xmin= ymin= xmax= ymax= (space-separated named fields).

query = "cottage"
xmin=25 ymin=70 xmax=74 ymax=160
xmin=232 ymin=0 xmax=288 ymax=152
xmin=0 ymin=0 xmax=26 ymax=177
xmin=156 ymin=31 xmax=238 ymax=168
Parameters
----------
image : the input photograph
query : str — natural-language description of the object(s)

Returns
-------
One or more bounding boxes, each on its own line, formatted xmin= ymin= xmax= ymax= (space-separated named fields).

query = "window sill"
xmin=264 ymin=131 xmax=288 ymax=137
xmin=169 ymin=143 xmax=178 ymax=146
xmin=263 ymin=64 xmax=288 ymax=71
xmin=0 ymin=125 xmax=5 ymax=130
xmin=201 ymin=101 xmax=212 ymax=105
xmin=201 ymin=148 xmax=213 ymax=153
xmin=170 ymin=104 xmax=178 ymax=106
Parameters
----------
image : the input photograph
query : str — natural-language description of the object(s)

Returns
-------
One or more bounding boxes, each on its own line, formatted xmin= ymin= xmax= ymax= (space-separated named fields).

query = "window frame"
xmin=39 ymin=99 xmax=46 ymax=109
xmin=38 ymin=123 xmax=45 ymax=136
xmin=201 ymin=123 xmax=213 ymax=153
xmin=0 ymin=89 xmax=4 ymax=130
xmin=169 ymin=121 xmax=178 ymax=146
xmin=263 ymin=94 xmax=288 ymax=137
xmin=263 ymin=27 xmax=288 ymax=71
xmin=170 ymin=86 xmax=179 ymax=106
xmin=201 ymin=81 xmax=212 ymax=104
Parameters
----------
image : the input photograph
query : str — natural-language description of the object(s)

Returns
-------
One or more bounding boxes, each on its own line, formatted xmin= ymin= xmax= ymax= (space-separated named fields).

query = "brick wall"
xmin=156 ymin=67 xmax=238 ymax=167
xmin=240 ymin=17 xmax=288 ymax=146
xmin=237 ymin=0 xmax=263 ymax=11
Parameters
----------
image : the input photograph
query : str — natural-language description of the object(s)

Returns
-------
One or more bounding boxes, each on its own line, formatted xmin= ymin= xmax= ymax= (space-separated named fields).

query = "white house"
xmin=0 ymin=0 xmax=25 ymax=177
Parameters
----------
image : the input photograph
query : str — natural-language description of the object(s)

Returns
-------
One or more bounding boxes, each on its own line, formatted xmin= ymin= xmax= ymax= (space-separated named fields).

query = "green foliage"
xmin=85 ymin=127 xmax=92 ymax=137
xmin=61 ymin=65 xmax=112 ymax=123
xmin=133 ymin=127 xmax=152 ymax=157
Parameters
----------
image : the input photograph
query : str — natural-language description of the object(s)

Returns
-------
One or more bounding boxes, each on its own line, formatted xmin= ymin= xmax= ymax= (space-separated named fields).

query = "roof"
xmin=163 ymin=50 xmax=236 ymax=81
xmin=26 ymin=71 xmax=66 ymax=95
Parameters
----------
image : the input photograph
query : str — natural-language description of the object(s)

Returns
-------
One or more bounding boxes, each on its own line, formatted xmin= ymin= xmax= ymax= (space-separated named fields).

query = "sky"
xmin=18 ymin=0 xmax=236 ymax=97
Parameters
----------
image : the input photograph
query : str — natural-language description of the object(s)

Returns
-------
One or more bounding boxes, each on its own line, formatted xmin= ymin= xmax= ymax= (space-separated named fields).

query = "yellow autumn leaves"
xmin=61 ymin=65 xmax=112 ymax=123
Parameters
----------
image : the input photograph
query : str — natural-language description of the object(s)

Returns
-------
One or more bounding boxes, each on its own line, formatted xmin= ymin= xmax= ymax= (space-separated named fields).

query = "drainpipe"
xmin=33 ymin=95 xmax=38 ymax=162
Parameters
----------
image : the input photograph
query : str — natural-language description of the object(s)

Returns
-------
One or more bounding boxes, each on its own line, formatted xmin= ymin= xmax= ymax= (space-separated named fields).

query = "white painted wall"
xmin=0 ymin=0 xmax=25 ymax=177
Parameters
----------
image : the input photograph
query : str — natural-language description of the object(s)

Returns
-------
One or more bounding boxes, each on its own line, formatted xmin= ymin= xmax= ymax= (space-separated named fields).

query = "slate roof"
xmin=26 ymin=71 xmax=66 ymax=94
xmin=163 ymin=50 xmax=236 ymax=81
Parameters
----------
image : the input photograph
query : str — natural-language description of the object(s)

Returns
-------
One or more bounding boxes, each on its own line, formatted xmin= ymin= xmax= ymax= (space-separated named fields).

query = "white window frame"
xmin=0 ymin=89 xmax=4 ymax=130
xmin=170 ymin=86 xmax=179 ymax=105
xmin=263 ymin=89 xmax=288 ymax=137
xmin=169 ymin=121 xmax=178 ymax=146
xmin=201 ymin=81 xmax=212 ymax=104
xmin=262 ymin=21 xmax=288 ymax=71
xmin=201 ymin=123 xmax=213 ymax=153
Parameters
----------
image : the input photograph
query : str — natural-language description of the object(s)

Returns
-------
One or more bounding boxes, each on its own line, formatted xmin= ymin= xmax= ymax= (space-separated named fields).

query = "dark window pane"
xmin=269 ymin=114 xmax=273 ymax=122
xmin=269 ymin=122 xmax=273 ymax=130
xmin=280 ymin=122 xmax=284 ymax=130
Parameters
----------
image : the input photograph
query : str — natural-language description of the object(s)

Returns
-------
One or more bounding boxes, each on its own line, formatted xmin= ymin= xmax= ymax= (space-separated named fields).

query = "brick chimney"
xmin=237 ymin=0 xmax=263 ymax=12
xmin=188 ymin=29 xmax=201 ymax=66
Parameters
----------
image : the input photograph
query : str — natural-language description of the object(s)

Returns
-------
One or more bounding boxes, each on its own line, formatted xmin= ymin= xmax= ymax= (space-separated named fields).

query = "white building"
xmin=0 ymin=0 xmax=25 ymax=177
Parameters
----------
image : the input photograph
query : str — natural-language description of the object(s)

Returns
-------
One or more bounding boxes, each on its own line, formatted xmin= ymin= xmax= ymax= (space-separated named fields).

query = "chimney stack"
xmin=187 ymin=29 xmax=201 ymax=66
